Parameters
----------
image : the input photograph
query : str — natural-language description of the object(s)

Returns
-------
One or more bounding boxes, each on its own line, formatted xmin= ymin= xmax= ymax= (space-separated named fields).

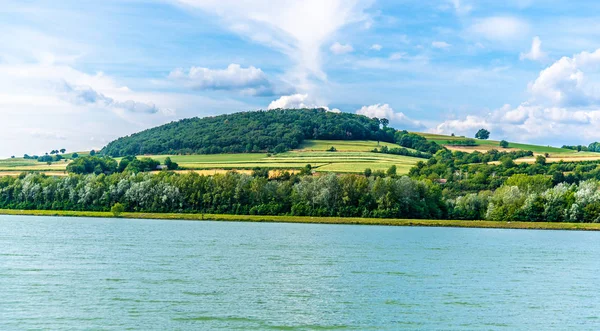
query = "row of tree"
xmin=0 ymin=172 xmax=446 ymax=219
xmin=66 ymin=156 xmax=178 ymax=175
xmin=451 ymin=176 xmax=600 ymax=223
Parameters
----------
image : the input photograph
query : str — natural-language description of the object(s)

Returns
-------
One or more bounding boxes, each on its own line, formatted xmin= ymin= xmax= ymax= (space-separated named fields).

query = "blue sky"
xmin=2 ymin=0 xmax=600 ymax=157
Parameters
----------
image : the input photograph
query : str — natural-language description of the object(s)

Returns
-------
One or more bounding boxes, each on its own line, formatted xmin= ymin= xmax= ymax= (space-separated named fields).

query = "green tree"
xmin=111 ymin=203 xmax=125 ymax=217
xmin=505 ymin=174 xmax=552 ymax=194
xmin=475 ymin=128 xmax=490 ymax=140
xmin=364 ymin=168 xmax=372 ymax=177
xmin=535 ymin=155 xmax=546 ymax=165
xmin=300 ymin=164 xmax=312 ymax=176
xmin=386 ymin=165 xmax=397 ymax=177
xmin=499 ymin=140 xmax=509 ymax=148
xmin=90 ymin=150 xmax=96 ymax=156
xmin=60 ymin=149 xmax=66 ymax=154
xmin=164 ymin=157 xmax=179 ymax=170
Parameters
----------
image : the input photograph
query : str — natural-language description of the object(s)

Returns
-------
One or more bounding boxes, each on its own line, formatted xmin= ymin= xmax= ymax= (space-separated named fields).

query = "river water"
xmin=1 ymin=215 xmax=599 ymax=330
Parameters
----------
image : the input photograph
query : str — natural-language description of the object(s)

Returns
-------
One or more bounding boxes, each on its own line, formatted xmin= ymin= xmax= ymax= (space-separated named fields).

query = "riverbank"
xmin=1 ymin=209 xmax=600 ymax=231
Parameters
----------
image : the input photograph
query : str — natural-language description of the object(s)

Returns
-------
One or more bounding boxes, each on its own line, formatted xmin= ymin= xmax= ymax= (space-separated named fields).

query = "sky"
xmin=3 ymin=0 xmax=600 ymax=157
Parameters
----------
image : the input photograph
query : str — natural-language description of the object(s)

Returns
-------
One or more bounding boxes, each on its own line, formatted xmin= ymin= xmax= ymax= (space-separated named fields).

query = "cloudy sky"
xmin=3 ymin=0 xmax=600 ymax=157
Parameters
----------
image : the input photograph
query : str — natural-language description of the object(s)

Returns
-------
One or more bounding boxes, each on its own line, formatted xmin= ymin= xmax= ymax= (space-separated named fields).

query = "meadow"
xmin=144 ymin=140 xmax=422 ymax=173
xmin=415 ymin=132 xmax=600 ymax=162
xmin=3 ymin=137 xmax=600 ymax=177
xmin=0 ymin=140 xmax=421 ymax=176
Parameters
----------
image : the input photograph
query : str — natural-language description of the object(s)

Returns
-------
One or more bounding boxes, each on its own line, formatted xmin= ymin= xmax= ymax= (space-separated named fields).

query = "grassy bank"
xmin=1 ymin=209 xmax=600 ymax=231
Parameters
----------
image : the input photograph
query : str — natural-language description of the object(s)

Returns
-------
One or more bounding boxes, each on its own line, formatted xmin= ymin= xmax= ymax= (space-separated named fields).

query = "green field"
xmin=141 ymin=140 xmax=422 ymax=173
xmin=4 ymin=136 xmax=599 ymax=177
xmin=0 ymin=140 xmax=422 ymax=175
xmin=297 ymin=139 xmax=413 ymax=152
xmin=2 ymin=209 xmax=600 ymax=231
xmin=416 ymin=132 xmax=581 ymax=155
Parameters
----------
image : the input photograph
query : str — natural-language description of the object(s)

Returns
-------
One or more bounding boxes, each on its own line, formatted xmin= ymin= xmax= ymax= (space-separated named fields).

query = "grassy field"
xmin=297 ymin=140 xmax=413 ymax=152
xmin=2 ymin=209 xmax=600 ymax=231
xmin=136 ymin=140 xmax=422 ymax=174
xmin=0 ymin=140 xmax=421 ymax=176
xmin=4 ymin=136 xmax=599 ymax=177
xmin=414 ymin=132 xmax=600 ymax=164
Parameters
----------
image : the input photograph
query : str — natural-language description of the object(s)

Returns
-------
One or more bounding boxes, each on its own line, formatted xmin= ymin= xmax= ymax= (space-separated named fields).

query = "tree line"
xmin=0 ymin=171 xmax=446 ymax=219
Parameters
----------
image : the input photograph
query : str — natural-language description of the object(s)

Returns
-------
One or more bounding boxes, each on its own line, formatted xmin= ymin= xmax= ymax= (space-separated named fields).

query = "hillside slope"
xmin=101 ymin=109 xmax=393 ymax=157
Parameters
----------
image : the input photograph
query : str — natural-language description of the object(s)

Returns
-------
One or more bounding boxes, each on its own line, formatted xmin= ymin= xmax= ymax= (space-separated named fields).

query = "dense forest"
xmin=101 ymin=109 xmax=397 ymax=156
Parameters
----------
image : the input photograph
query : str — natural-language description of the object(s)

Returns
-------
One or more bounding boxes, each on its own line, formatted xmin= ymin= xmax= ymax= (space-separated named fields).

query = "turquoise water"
xmin=1 ymin=216 xmax=599 ymax=330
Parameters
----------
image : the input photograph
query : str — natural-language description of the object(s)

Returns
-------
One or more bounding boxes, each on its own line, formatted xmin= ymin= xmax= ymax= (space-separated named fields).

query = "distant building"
xmin=156 ymin=165 xmax=168 ymax=170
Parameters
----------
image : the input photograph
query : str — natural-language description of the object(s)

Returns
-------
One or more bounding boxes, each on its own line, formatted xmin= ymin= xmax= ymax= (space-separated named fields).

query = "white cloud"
xmin=28 ymin=129 xmax=67 ymax=141
xmin=520 ymin=36 xmax=546 ymax=61
xmin=434 ymin=48 xmax=600 ymax=144
xmin=432 ymin=41 xmax=451 ymax=49
xmin=168 ymin=63 xmax=276 ymax=96
xmin=389 ymin=52 xmax=406 ymax=60
xmin=469 ymin=16 xmax=530 ymax=41
xmin=528 ymin=49 xmax=600 ymax=107
xmin=434 ymin=115 xmax=491 ymax=136
xmin=330 ymin=42 xmax=354 ymax=55
xmin=267 ymin=94 xmax=340 ymax=112
xmin=370 ymin=44 xmax=382 ymax=51
xmin=173 ymin=0 xmax=373 ymax=91
xmin=449 ymin=0 xmax=473 ymax=15
xmin=61 ymin=82 xmax=167 ymax=114
xmin=356 ymin=103 xmax=425 ymax=129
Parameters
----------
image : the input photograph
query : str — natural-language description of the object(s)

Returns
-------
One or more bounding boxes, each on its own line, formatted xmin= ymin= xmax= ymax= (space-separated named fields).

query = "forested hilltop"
xmin=102 ymin=109 xmax=401 ymax=156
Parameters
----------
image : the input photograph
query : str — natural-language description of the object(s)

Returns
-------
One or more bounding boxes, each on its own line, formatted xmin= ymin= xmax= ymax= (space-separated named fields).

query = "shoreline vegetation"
xmin=1 ymin=209 xmax=600 ymax=231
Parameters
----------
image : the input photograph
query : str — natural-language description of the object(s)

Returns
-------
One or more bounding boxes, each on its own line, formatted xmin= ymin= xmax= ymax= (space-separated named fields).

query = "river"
xmin=1 ymin=215 xmax=599 ymax=330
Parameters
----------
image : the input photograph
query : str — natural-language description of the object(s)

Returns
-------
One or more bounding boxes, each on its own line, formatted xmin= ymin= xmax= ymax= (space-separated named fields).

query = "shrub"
xmin=111 ymin=203 xmax=125 ymax=217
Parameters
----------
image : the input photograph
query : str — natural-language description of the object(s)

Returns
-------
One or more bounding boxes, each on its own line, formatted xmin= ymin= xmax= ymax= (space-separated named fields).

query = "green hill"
xmin=101 ymin=109 xmax=395 ymax=157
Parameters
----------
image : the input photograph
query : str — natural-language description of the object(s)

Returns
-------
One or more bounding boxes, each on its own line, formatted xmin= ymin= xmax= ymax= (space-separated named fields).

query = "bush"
xmin=111 ymin=203 xmax=125 ymax=217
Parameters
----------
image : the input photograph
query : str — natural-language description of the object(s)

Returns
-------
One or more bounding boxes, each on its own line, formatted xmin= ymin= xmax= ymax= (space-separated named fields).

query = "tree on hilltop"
xmin=475 ymin=129 xmax=490 ymax=140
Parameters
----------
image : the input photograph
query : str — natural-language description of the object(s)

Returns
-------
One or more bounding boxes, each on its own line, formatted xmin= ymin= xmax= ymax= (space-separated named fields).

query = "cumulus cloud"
xmin=520 ymin=36 xmax=546 ymax=61
xmin=432 ymin=41 xmax=451 ymax=49
xmin=173 ymin=0 xmax=373 ymax=90
xmin=330 ymin=42 xmax=354 ymax=55
xmin=356 ymin=104 xmax=425 ymax=130
xmin=267 ymin=94 xmax=340 ymax=112
xmin=528 ymin=49 xmax=600 ymax=107
xmin=168 ymin=63 xmax=276 ymax=96
xmin=370 ymin=44 xmax=382 ymax=51
xmin=434 ymin=48 xmax=600 ymax=144
xmin=469 ymin=16 xmax=529 ymax=41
